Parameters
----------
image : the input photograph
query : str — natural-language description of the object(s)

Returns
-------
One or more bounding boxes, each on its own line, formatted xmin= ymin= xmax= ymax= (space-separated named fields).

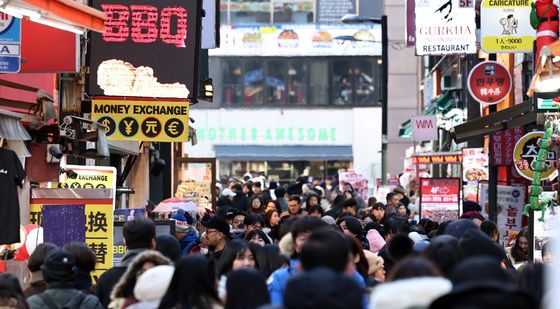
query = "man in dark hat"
xmin=27 ymin=248 xmax=103 ymax=309
xmin=203 ymin=216 xmax=231 ymax=261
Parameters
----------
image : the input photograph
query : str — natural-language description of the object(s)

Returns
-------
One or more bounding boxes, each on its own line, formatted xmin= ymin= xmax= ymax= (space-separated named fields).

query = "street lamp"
xmin=340 ymin=14 xmax=388 ymax=185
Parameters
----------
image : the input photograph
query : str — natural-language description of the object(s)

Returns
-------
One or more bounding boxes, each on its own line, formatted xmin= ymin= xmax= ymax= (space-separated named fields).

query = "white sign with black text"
xmin=415 ymin=0 xmax=477 ymax=55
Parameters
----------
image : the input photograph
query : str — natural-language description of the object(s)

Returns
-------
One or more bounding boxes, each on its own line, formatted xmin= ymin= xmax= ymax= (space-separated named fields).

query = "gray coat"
xmin=27 ymin=287 xmax=103 ymax=309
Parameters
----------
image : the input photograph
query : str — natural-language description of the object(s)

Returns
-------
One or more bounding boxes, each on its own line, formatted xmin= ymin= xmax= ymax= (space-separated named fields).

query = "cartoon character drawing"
xmin=500 ymin=14 xmax=518 ymax=35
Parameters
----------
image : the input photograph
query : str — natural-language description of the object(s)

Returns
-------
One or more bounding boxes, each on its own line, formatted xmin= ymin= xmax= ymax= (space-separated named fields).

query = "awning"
xmin=0 ymin=0 xmax=105 ymax=33
xmin=0 ymin=109 xmax=32 ymax=140
xmin=451 ymin=100 xmax=535 ymax=143
xmin=214 ymin=145 xmax=353 ymax=161
xmin=399 ymin=119 xmax=411 ymax=138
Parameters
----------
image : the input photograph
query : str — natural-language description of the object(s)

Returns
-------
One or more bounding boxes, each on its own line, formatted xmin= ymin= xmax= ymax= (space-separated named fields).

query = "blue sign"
xmin=0 ymin=14 xmax=20 ymax=73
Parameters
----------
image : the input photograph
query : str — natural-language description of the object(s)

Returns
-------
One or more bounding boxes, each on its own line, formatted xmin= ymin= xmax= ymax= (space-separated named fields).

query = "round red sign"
xmin=467 ymin=61 xmax=512 ymax=105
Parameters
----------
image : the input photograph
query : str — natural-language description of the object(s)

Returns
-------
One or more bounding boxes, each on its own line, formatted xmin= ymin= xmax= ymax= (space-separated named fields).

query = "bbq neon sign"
xmin=87 ymin=0 xmax=202 ymax=100
xmin=102 ymin=5 xmax=188 ymax=47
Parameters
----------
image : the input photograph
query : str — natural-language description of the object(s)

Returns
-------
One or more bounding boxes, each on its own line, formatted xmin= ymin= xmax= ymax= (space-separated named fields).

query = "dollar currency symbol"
xmin=101 ymin=119 xmax=112 ymax=133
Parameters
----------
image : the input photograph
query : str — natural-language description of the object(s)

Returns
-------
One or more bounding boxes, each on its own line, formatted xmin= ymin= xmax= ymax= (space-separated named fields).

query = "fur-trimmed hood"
xmin=369 ymin=277 xmax=452 ymax=309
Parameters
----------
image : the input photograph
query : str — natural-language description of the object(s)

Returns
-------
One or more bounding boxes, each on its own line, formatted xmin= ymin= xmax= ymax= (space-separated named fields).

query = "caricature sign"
xmin=481 ymin=0 xmax=533 ymax=53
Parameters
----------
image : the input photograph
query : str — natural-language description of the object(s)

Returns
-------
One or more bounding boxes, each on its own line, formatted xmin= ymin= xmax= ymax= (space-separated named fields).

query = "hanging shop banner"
xmin=419 ymin=178 xmax=461 ymax=223
xmin=30 ymin=188 xmax=113 ymax=282
xmin=513 ymin=131 xmax=557 ymax=180
xmin=480 ymin=0 xmax=533 ymax=53
xmin=490 ymin=126 xmax=525 ymax=165
xmin=534 ymin=91 xmax=560 ymax=112
xmin=411 ymin=153 xmax=463 ymax=164
xmin=462 ymin=148 xmax=489 ymax=182
xmin=479 ymin=183 xmax=526 ymax=244
xmin=467 ymin=61 xmax=512 ymax=105
xmin=88 ymin=0 xmax=202 ymax=100
xmin=92 ymin=97 xmax=189 ymax=142
xmin=338 ymin=171 xmax=369 ymax=201
xmin=411 ymin=115 xmax=438 ymax=141
xmin=533 ymin=193 xmax=559 ymax=263
xmin=414 ymin=0 xmax=477 ymax=55
xmin=209 ymin=24 xmax=382 ymax=57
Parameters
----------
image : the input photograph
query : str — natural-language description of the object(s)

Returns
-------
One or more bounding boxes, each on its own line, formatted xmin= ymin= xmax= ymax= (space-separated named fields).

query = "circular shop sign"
xmin=513 ymin=131 xmax=557 ymax=180
xmin=467 ymin=61 xmax=512 ymax=105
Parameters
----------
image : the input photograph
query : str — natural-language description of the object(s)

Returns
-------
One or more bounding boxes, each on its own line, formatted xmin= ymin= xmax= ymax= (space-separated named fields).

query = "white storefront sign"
xmin=415 ymin=0 xmax=477 ymax=55
xmin=411 ymin=115 xmax=438 ymax=141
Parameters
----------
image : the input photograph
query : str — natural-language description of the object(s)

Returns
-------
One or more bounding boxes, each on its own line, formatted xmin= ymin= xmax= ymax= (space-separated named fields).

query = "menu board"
xmin=316 ymin=0 xmax=356 ymax=24
xmin=419 ymin=178 xmax=461 ymax=223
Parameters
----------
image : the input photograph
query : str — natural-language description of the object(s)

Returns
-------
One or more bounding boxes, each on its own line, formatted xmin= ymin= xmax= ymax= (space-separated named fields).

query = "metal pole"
xmin=381 ymin=15 xmax=388 ymax=185
xmin=487 ymin=53 xmax=498 ymax=223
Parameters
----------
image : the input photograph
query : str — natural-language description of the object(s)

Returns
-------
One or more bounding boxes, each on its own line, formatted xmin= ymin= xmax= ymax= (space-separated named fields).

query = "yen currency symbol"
xmin=97 ymin=116 xmax=116 ymax=136
xmin=142 ymin=117 xmax=161 ymax=138
xmin=119 ymin=117 xmax=139 ymax=137
xmin=165 ymin=118 xmax=184 ymax=138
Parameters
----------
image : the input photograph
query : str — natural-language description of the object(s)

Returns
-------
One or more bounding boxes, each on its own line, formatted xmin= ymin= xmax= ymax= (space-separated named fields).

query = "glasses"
xmin=206 ymin=229 xmax=220 ymax=235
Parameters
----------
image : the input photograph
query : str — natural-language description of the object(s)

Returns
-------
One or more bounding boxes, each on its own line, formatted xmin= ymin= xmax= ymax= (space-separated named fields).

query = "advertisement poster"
xmin=175 ymin=162 xmax=214 ymax=210
xmin=533 ymin=193 xmax=559 ymax=263
xmin=338 ymin=171 xmax=369 ymax=201
xmin=513 ymin=131 xmax=557 ymax=180
xmin=481 ymin=0 xmax=533 ymax=53
xmin=92 ymin=97 xmax=189 ymax=142
xmin=414 ymin=0 xmax=477 ymax=55
xmin=209 ymin=24 xmax=382 ymax=57
xmin=113 ymin=208 xmax=146 ymax=223
xmin=479 ymin=184 xmax=526 ymax=244
xmin=30 ymin=189 xmax=113 ymax=282
xmin=420 ymin=178 xmax=460 ymax=222
xmin=88 ymin=0 xmax=202 ymax=100
xmin=462 ymin=148 xmax=489 ymax=182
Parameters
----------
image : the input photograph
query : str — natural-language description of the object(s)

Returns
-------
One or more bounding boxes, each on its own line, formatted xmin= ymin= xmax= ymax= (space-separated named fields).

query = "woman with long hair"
xmin=510 ymin=228 xmax=529 ymax=266
xmin=158 ymin=255 xmax=222 ymax=309
xmin=215 ymin=240 xmax=258 ymax=300
xmin=264 ymin=209 xmax=280 ymax=242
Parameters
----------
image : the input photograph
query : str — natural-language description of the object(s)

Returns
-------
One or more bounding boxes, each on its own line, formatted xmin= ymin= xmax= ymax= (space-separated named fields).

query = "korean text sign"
xmin=490 ymin=126 xmax=525 ymax=165
xmin=479 ymin=183 xmax=526 ymax=244
xmin=467 ymin=61 xmax=512 ymax=105
xmin=88 ymin=0 xmax=202 ymax=100
xmin=513 ymin=131 xmax=557 ymax=180
xmin=420 ymin=178 xmax=460 ymax=223
xmin=92 ymin=97 xmax=189 ymax=142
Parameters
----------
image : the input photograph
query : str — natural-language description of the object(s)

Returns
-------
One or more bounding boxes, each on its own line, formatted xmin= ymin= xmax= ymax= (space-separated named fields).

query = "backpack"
xmin=38 ymin=292 xmax=86 ymax=309
xmin=531 ymin=2 xmax=553 ymax=29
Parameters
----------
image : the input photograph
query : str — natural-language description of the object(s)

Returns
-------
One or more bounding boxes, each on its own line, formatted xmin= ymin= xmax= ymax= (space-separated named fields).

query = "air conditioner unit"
xmin=441 ymin=74 xmax=462 ymax=90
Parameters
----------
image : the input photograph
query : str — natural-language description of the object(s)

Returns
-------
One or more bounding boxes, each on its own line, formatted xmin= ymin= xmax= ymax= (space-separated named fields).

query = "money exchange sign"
xmin=92 ymin=97 xmax=189 ymax=142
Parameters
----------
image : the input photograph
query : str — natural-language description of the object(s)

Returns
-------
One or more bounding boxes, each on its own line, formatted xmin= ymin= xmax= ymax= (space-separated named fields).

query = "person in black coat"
xmin=95 ymin=218 xmax=156 ymax=308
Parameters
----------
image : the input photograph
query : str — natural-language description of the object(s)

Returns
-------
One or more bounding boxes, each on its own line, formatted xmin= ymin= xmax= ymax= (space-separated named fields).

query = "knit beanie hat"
xmin=171 ymin=209 xmax=194 ymax=232
xmin=42 ymin=248 xmax=75 ymax=283
xmin=367 ymin=229 xmax=386 ymax=253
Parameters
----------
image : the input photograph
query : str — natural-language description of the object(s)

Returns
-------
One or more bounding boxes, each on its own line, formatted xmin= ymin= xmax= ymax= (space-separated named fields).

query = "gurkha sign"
xmin=414 ymin=0 xmax=477 ymax=55
xmin=92 ymin=97 xmax=189 ymax=142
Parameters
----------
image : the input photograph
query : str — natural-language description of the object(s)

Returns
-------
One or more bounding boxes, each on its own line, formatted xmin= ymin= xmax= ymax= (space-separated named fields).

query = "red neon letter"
xmin=160 ymin=7 xmax=187 ymax=48
xmin=130 ymin=5 xmax=159 ymax=43
xmin=102 ymin=4 xmax=129 ymax=42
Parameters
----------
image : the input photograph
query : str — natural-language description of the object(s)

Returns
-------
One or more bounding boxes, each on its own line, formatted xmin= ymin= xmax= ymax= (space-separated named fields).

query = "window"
xmin=214 ymin=57 xmax=380 ymax=107
xmin=220 ymin=0 xmax=314 ymax=24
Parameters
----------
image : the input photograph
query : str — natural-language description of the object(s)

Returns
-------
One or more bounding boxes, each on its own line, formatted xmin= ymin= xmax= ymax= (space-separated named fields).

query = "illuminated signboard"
xmin=88 ymin=0 xmax=202 ymax=100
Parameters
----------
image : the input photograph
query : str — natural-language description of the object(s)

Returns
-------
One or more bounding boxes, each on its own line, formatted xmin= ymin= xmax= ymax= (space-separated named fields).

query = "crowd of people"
xmin=0 ymin=175 xmax=554 ymax=309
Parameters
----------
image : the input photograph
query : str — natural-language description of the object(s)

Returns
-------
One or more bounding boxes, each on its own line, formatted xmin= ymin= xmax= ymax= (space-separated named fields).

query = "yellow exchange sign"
xmin=92 ymin=97 xmax=189 ymax=142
